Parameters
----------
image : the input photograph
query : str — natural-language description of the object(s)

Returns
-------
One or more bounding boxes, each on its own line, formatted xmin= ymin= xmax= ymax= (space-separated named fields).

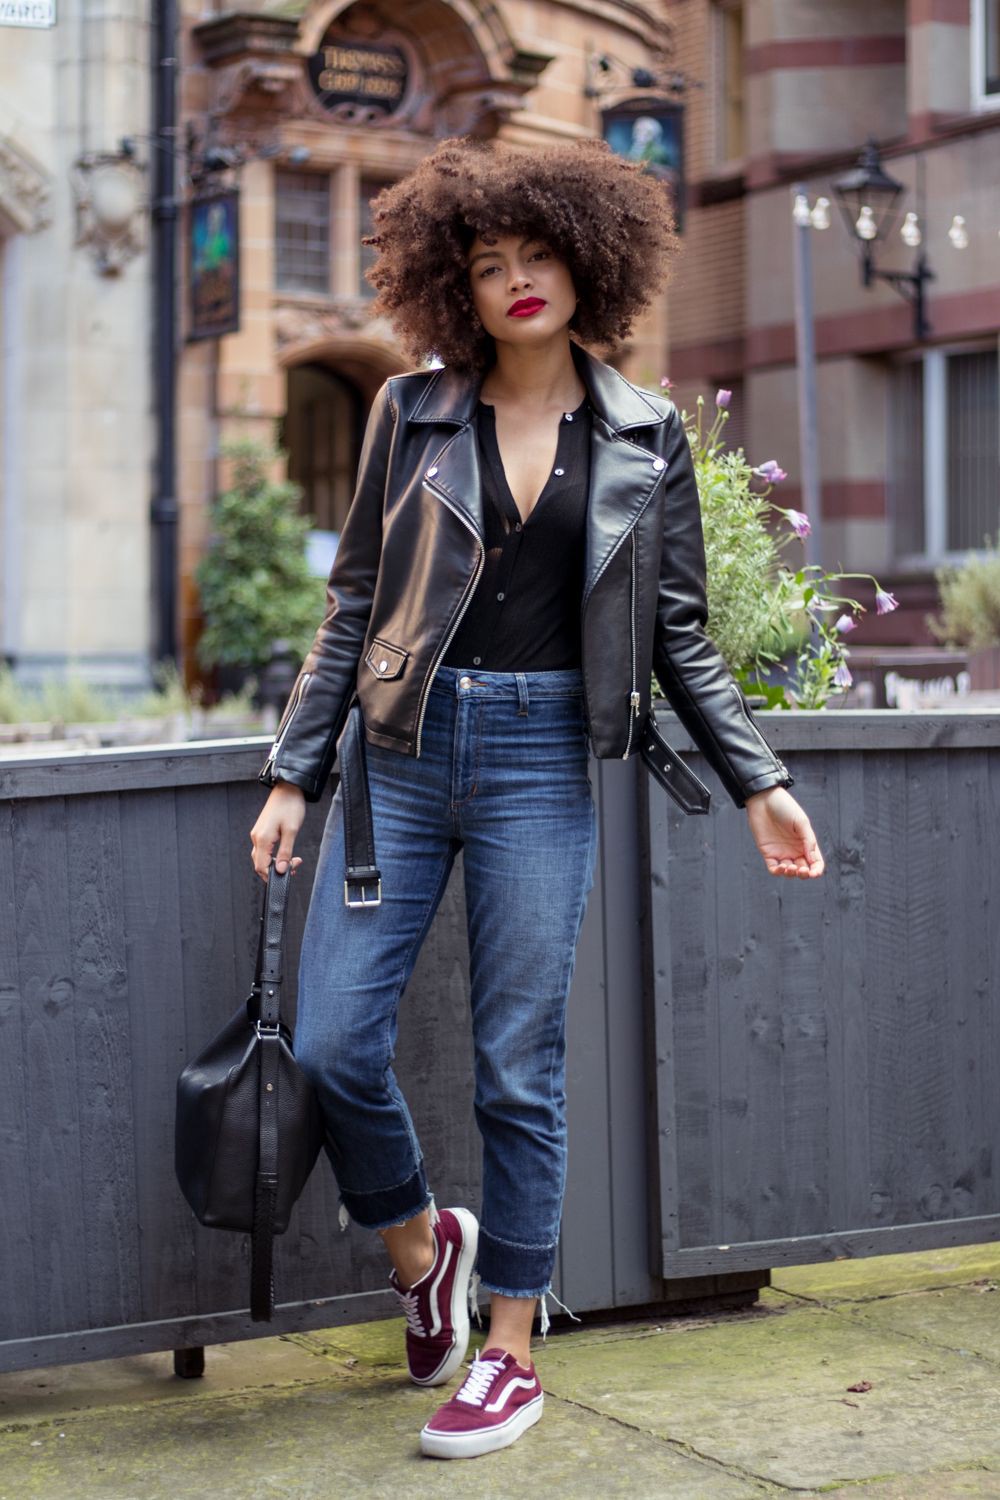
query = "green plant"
xmin=928 ymin=539 xmax=1000 ymax=650
xmin=653 ymin=381 xmax=898 ymax=708
xmin=0 ymin=658 xmax=259 ymax=727
xmin=194 ymin=437 xmax=326 ymax=673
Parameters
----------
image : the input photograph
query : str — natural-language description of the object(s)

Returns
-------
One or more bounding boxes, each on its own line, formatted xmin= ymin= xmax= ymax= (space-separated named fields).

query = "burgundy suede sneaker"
xmin=389 ymin=1206 xmax=479 ymax=1387
xmin=420 ymin=1346 xmax=544 ymax=1458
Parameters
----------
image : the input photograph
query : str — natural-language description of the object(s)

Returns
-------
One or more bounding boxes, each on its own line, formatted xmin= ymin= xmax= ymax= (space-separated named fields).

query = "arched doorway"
xmin=283 ymin=362 xmax=365 ymax=534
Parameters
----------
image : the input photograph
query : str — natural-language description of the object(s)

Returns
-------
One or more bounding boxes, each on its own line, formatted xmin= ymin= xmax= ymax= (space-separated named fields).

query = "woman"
xmin=250 ymin=135 xmax=824 ymax=1460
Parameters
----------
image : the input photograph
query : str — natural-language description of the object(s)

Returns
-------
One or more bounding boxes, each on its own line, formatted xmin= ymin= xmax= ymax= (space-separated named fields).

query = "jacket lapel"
xmin=406 ymin=342 xmax=670 ymax=580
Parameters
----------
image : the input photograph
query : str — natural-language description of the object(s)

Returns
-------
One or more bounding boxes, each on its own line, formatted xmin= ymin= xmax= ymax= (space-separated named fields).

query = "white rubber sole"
xmin=420 ymin=1392 xmax=544 ymax=1458
xmin=409 ymin=1206 xmax=480 ymax=1388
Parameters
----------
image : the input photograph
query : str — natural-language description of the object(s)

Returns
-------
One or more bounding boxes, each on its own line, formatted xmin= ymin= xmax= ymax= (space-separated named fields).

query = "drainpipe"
xmin=150 ymin=0 xmax=178 ymax=666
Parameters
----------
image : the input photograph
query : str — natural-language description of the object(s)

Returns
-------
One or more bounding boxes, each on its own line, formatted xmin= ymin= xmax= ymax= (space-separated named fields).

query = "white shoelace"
xmin=455 ymin=1353 xmax=506 ymax=1407
xmin=394 ymin=1285 xmax=426 ymax=1337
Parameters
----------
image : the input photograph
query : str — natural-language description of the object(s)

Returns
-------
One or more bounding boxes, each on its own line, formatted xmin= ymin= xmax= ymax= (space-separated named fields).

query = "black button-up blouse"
xmin=441 ymin=394 xmax=592 ymax=672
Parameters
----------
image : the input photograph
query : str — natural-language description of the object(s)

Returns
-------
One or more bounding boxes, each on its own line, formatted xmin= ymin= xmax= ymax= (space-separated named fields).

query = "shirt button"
xmin=426 ymin=464 xmax=439 ymax=478
xmin=472 ymin=656 xmax=482 ymax=665
xmin=564 ymin=413 xmax=574 ymax=422
xmin=652 ymin=457 xmax=665 ymax=471
xmin=497 ymin=591 xmax=505 ymax=601
xmin=554 ymin=467 xmax=564 ymax=476
xmin=515 ymin=522 xmax=522 ymax=531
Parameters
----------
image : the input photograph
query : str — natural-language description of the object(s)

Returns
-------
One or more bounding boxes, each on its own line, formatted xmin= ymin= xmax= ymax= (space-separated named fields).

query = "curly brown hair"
xmin=362 ymin=134 xmax=680 ymax=373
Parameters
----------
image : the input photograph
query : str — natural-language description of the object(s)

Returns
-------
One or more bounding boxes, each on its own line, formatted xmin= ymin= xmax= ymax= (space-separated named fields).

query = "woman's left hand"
xmin=745 ymin=785 xmax=825 ymax=879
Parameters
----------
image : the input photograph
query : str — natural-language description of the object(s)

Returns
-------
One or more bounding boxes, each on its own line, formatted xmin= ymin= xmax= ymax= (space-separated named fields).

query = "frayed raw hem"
xmin=337 ymin=1161 xmax=431 ymax=1231
xmin=341 ymin=1191 xmax=434 ymax=1233
xmin=476 ymin=1278 xmax=552 ymax=1300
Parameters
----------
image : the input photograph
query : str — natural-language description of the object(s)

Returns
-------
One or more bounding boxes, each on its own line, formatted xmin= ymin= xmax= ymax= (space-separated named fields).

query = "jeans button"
xmin=459 ymin=675 xmax=472 ymax=690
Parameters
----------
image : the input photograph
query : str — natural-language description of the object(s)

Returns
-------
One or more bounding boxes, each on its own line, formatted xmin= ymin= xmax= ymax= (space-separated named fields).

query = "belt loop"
xmin=515 ymin=672 xmax=529 ymax=716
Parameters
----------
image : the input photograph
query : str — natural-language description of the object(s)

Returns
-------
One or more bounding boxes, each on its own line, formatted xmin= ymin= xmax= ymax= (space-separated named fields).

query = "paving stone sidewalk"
xmin=1 ymin=1242 xmax=998 ymax=1499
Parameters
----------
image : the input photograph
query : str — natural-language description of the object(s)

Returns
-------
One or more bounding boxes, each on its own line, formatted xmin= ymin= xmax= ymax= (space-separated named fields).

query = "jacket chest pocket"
xmin=365 ymin=637 xmax=409 ymax=680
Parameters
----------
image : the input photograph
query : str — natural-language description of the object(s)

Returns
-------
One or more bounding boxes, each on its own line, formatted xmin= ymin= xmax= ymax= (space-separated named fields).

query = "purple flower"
xmin=875 ymin=588 xmax=899 ymax=615
xmin=834 ymin=614 xmax=857 ymax=634
xmin=781 ymin=506 xmax=810 ymax=538
xmin=659 ymin=376 xmax=674 ymax=391
xmin=833 ymin=660 xmax=853 ymax=689
xmin=755 ymin=460 xmax=788 ymax=485
xmin=716 ymin=388 xmax=732 ymax=408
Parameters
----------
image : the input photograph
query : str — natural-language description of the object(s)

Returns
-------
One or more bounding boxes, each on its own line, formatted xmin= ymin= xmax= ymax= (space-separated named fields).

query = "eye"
xmin=477 ymin=264 xmax=500 ymax=279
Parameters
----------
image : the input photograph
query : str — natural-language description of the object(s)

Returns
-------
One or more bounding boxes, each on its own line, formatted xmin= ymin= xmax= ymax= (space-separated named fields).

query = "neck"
xmin=480 ymin=334 xmax=585 ymax=410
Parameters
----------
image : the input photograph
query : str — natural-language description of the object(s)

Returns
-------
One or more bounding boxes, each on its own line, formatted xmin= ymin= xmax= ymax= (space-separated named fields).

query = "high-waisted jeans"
xmin=294 ymin=663 xmax=599 ymax=1297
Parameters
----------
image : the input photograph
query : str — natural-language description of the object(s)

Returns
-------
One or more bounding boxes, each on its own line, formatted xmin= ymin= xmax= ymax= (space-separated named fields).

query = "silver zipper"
xmin=622 ymin=530 xmax=641 ymax=759
xmin=728 ymin=681 xmax=786 ymax=771
xmin=261 ymin=670 xmax=313 ymax=781
xmin=414 ymin=477 xmax=485 ymax=758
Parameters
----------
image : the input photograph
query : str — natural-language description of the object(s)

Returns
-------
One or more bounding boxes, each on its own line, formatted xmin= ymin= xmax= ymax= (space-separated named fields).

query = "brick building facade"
xmin=665 ymin=0 xmax=999 ymax=646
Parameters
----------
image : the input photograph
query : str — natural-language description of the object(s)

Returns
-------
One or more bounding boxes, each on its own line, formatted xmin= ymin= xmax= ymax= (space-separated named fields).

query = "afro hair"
xmin=361 ymin=134 xmax=680 ymax=373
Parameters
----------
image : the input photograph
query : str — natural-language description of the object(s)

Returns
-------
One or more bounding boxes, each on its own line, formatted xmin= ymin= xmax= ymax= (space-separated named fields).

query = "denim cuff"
xmin=337 ymin=1161 xmax=429 ymax=1230
xmin=476 ymin=1224 xmax=558 ymax=1297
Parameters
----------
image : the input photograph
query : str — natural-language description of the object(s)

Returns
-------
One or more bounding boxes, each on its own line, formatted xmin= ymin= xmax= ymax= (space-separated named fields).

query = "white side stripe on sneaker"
xmin=427 ymin=1239 xmax=453 ymax=1337
xmin=484 ymin=1376 xmax=538 ymax=1414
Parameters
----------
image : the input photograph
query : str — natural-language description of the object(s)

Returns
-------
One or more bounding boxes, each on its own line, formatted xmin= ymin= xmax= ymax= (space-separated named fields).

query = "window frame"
xmin=274 ymin=168 xmax=333 ymax=297
xmin=710 ymin=0 xmax=746 ymax=172
xmin=890 ymin=338 xmax=1000 ymax=569
xmin=971 ymin=0 xmax=1000 ymax=111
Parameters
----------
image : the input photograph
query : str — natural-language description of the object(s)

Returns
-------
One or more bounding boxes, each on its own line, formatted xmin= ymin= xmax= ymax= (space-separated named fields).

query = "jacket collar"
xmin=407 ymin=340 xmax=666 ymax=434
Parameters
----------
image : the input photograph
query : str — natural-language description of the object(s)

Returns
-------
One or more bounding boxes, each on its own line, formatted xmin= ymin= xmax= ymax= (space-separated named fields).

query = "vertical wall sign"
xmin=602 ymin=102 xmax=685 ymax=234
xmin=189 ymin=190 xmax=240 ymax=341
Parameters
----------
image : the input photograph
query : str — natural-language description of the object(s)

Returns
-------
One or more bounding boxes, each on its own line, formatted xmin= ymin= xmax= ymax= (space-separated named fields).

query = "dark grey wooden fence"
xmin=647 ymin=710 xmax=1000 ymax=1277
xmin=1 ymin=710 xmax=997 ymax=1373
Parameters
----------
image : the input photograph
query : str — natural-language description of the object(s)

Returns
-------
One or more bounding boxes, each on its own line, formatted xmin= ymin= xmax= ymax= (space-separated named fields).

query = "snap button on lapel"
xmin=426 ymin=465 xmax=439 ymax=478
xmin=652 ymin=458 xmax=665 ymax=472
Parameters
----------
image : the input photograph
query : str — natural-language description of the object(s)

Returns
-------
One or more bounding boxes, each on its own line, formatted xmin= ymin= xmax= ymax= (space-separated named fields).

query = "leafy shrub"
xmin=928 ymin=541 xmax=1000 ymax=650
xmin=194 ymin=437 xmax=326 ymax=673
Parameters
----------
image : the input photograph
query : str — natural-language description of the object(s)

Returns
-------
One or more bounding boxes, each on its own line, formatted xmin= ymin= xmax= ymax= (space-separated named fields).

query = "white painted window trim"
xmin=710 ymin=0 xmax=746 ymax=174
xmin=971 ymin=0 xmax=1000 ymax=112
xmin=895 ymin=337 xmax=1000 ymax=567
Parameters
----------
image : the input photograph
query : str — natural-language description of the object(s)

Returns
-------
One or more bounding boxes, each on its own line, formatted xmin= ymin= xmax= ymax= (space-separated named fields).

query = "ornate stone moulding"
xmin=0 ymin=136 xmax=52 ymax=235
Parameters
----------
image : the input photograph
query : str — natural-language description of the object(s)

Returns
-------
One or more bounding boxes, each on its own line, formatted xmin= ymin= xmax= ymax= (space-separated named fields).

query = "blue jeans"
xmin=294 ymin=663 xmax=599 ymax=1297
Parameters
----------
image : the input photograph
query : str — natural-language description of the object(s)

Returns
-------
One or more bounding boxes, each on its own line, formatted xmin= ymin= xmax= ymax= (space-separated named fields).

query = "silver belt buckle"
xmin=344 ymin=876 xmax=382 ymax=909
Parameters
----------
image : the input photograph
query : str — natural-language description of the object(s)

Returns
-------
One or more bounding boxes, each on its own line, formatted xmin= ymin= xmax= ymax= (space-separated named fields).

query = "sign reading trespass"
xmin=0 ymin=0 xmax=55 ymax=24
xmin=308 ymin=35 xmax=408 ymax=117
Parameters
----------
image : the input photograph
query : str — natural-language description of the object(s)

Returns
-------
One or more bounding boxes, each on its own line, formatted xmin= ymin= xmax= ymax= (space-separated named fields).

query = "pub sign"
xmin=189 ymin=190 xmax=240 ymax=341
xmin=602 ymin=102 xmax=685 ymax=234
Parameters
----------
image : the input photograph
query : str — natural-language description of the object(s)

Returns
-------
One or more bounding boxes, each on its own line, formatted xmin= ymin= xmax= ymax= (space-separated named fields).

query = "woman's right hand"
xmin=250 ymin=782 xmax=307 ymax=882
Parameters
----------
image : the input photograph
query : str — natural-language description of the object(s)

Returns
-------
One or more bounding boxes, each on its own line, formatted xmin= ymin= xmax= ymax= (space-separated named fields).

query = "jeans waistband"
xmin=431 ymin=663 xmax=585 ymax=700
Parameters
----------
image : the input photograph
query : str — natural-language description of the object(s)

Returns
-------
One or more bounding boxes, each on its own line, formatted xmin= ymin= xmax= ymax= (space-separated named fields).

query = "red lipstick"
xmin=507 ymin=298 xmax=546 ymax=317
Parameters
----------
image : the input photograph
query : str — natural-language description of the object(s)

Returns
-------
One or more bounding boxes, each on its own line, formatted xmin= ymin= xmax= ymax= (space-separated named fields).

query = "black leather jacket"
xmin=258 ymin=341 xmax=793 ymax=808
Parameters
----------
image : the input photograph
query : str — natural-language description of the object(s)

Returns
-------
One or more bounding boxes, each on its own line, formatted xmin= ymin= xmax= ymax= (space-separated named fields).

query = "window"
xmin=275 ymin=171 xmax=331 ymax=294
xmin=713 ymin=1 xmax=744 ymax=166
xmin=358 ymin=175 xmax=394 ymax=297
xmin=973 ymin=0 xmax=1000 ymax=106
xmin=888 ymin=345 xmax=999 ymax=560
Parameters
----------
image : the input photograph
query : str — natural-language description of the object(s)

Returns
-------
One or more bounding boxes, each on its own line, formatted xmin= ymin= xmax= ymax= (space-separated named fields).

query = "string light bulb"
xmin=855 ymin=205 xmax=878 ymax=241
xmin=811 ymin=196 xmax=831 ymax=230
xmin=948 ymin=214 xmax=968 ymax=249
xmin=900 ymin=210 xmax=922 ymax=248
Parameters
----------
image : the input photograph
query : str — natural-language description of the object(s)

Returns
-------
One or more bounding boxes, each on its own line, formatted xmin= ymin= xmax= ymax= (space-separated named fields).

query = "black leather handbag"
xmin=175 ymin=862 xmax=325 ymax=1320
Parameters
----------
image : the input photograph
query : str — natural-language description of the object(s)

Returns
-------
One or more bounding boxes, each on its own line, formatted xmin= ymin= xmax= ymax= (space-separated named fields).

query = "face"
xmin=466 ymin=232 xmax=578 ymax=345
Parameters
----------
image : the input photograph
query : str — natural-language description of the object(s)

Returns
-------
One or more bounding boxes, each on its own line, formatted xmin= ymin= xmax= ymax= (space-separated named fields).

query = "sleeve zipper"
xmin=622 ymin=529 xmax=641 ymax=760
xmin=261 ymin=670 xmax=313 ymax=781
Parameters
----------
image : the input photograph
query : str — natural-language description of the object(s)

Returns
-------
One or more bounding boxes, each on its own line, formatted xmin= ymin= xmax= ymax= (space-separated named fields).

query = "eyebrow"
xmin=468 ymin=236 xmax=541 ymax=268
